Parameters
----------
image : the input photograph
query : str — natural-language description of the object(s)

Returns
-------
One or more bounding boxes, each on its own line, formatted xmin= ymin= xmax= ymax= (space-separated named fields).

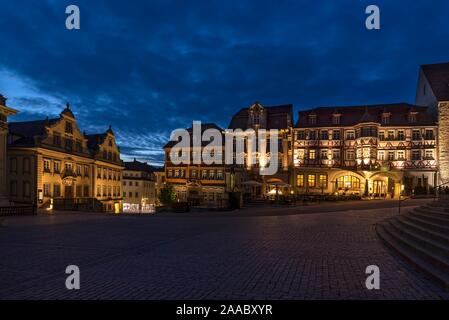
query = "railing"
xmin=53 ymin=198 xmax=104 ymax=212
xmin=434 ymin=180 xmax=449 ymax=201
xmin=0 ymin=205 xmax=36 ymax=217
xmin=397 ymin=195 xmax=412 ymax=214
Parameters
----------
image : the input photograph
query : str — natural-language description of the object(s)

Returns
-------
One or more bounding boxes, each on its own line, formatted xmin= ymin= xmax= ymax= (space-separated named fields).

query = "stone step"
xmin=410 ymin=211 xmax=449 ymax=226
xmin=422 ymin=204 xmax=449 ymax=213
xmin=427 ymin=201 xmax=449 ymax=208
xmin=414 ymin=207 xmax=449 ymax=219
xmin=402 ymin=214 xmax=449 ymax=235
xmin=390 ymin=218 xmax=449 ymax=258
xmin=377 ymin=223 xmax=449 ymax=289
xmin=396 ymin=215 xmax=449 ymax=248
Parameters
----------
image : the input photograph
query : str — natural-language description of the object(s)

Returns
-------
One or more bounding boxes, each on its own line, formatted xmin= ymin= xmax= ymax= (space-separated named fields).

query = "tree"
xmin=158 ymin=185 xmax=176 ymax=205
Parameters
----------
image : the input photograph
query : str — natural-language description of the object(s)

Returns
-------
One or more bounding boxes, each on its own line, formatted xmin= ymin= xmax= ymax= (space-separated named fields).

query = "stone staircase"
xmin=376 ymin=196 xmax=449 ymax=289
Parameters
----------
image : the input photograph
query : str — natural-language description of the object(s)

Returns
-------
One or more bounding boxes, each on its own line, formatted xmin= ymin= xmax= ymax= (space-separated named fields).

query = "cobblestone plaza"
xmin=0 ymin=200 xmax=448 ymax=300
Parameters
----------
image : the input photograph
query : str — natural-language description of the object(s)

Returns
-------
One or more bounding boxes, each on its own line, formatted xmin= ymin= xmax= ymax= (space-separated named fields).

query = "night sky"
xmin=1 ymin=0 xmax=448 ymax=165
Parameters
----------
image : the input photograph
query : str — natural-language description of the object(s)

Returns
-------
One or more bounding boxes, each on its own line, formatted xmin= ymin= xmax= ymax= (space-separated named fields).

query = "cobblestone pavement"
xmin=0 ymin=203 xmax=448 ymax=300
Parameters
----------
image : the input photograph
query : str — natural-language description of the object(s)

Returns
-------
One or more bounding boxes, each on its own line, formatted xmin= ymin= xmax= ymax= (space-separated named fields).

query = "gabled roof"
xmin=61 ymin=103 xmax=76 ymax=118
xmin=8 ymin=118 xmax=59 ymax=147
xmin=163 ymin=122 xmax=225 ymax=149
xmin=228 ymin=103 xmax=293 ymax=130
xmin=124 ymin=159 xmax=157 ymax=174
xmin=421 ymin=62 xmax=449 ymax=101
xmin=295 ymin=103 xmax=436 ymax=128
xmin=84 ymin=133 xmax=107 ymax=151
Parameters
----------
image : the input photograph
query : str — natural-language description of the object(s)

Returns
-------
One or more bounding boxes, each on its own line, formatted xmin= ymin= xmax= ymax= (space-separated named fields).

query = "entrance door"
xmin=373 ymin=180 xmax=385 ymax=198
xmin=64 ymin=185 xmax=73 ymax=198
xmin=114 ymin=202 xmax=120 ymax=214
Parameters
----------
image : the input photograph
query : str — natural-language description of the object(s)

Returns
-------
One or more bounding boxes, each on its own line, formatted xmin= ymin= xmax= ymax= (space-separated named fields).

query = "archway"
xmin=368 ymin=171 xmax=403 ymax=199
xmin=331 ymin=171 xmax=366 ymax=196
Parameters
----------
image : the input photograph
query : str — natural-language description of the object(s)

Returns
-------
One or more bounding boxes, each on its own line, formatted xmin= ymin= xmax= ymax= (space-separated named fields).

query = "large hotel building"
xmin=293 ymin=103 xmax=437 ymax=198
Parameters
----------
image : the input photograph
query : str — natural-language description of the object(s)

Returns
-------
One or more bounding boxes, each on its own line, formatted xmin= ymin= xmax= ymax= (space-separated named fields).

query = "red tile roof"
xmin=421 ymin=62 xmax=449 ymax=101
xmin=295 ymin=103 xmax=435 ymax=128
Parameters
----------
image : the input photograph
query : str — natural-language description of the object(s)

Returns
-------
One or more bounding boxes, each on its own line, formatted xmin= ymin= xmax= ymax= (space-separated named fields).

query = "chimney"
xmin=0 ymin=94 xmax=7 ymax=106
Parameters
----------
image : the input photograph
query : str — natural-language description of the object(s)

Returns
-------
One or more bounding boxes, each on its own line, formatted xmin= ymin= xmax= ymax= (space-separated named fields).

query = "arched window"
xmin=336 ymin=175 xmax=360 ymax=189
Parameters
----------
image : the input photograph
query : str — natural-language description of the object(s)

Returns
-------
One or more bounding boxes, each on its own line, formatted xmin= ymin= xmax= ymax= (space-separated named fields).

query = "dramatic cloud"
xmin=1 ymin=0 xmax=448 ymax=165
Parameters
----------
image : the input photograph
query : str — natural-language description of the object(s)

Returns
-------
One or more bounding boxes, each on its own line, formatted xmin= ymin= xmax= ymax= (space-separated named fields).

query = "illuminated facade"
xmin=122 ymin=159 xmax=156 ymax=212
xmin=153 ymin=168 xmax=165 ymax=205
xmin=416 ymin=62 xmax=449 ymax=184
xmin=164 ymin=123 xmax=231 ymax=207
xmin=0 ymin=95 xmax=17 ymax=206
xmin=293 ymin=104 xmax=438 ymax=198
xmin=7 ymin=105 xmax=124 ymax=212
xmin=228 ymin=102 xmax=294 ymax=197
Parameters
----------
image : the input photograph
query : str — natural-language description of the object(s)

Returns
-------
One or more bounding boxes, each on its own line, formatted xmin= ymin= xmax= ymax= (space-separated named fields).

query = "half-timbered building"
xmin=293 ymin=103 xmax=438 ymax=198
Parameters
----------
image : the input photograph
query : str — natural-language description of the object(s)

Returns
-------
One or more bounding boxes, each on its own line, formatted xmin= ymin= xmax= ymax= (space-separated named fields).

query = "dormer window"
xmin=253 ymin=113 xmax=260 ymax=125
xmin=308 ymin=114 xmax=317 ymax=125
xmin=381 ymin=113 xmax=391 ymax=125
xmin=332 ymin=114 xmax=341 ymax=125
xmin=408 ymin=112 xmax=418 ymax=123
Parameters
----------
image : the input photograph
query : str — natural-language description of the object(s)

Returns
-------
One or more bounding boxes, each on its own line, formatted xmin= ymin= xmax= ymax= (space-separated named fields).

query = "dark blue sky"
xmin=1 ymin=0 xmax=448 ymax=165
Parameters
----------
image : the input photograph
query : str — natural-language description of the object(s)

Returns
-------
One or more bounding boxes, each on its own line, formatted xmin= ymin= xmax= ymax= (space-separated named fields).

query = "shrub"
xmin=158 ymin=185 xmax=177 ymax=205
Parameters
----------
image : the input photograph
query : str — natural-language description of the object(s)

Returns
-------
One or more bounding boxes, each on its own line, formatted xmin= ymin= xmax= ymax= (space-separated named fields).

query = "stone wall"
xmin=438 ymin=102 xmax=449 ymax=183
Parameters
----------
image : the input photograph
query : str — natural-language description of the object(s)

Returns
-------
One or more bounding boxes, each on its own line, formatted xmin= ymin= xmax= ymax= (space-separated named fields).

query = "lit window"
xmin=297 ymin=174 xmax=304 ymax=187
xmin=337 ymin=176 xmax=360 ymax=189
xmin=307 ymin=174 xmax=316 ymax=188
xmin=346 ymin=131 xmax=355 ymax=140
xmin=319 ymin=174 xmax=328 ymax=188
xmin=309 ymin=149 xmax=316 ymax=160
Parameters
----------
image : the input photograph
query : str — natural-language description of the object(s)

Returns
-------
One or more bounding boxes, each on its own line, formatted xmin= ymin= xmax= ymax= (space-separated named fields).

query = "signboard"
xmin=123 ymin=203 xmax=155 ymax=214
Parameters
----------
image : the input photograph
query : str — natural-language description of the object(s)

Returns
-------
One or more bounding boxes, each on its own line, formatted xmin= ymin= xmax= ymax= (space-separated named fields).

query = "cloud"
xmin=1 ymin=0 xmax=449 ymax=164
